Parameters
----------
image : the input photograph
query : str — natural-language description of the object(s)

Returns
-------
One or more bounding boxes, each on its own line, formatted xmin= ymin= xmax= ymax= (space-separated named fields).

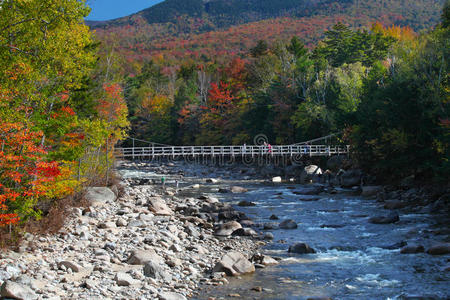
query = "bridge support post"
xmin=132 ymin=138 xmax=135 ymax=160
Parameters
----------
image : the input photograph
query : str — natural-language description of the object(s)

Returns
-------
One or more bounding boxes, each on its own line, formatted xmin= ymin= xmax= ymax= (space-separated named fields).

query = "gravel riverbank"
xmin=0 ymin=161 xmax=275 ymax=299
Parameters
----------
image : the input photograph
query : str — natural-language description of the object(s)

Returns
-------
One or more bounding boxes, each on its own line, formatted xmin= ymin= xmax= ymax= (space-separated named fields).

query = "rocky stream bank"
xmin=0 ymin=158 xmax=449 ymax=299
xmin=0 ymin=161 xmax=280 ymax=300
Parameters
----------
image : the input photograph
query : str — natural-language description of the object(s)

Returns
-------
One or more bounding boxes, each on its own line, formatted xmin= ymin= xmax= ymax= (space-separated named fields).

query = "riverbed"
xmin=120 ymin=161 xmax=450 ymax=300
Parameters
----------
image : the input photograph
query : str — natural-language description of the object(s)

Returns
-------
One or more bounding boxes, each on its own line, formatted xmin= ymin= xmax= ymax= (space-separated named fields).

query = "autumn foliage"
xmin=0 ymin=0 xmax=129 ymax=229
xmin=0 ymin=123 xmax=60 ymax=226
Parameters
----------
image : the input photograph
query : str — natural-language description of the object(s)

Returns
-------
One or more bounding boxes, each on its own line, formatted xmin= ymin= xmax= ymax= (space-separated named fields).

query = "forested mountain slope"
xmin=89 ymin=0 xmax=445 ymax=68
xmin=89 ymin=0 xmax=443 ymax=32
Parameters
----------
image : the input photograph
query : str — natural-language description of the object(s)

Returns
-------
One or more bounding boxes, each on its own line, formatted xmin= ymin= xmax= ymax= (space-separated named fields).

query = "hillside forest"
xmin=0 ymin=0 xmax=448 ymax=234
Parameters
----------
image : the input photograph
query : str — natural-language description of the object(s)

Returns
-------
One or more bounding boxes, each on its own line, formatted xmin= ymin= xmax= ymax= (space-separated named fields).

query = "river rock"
xmin=148 ymin=197 xmax=173 ymax=216
xmin=269 ymin=214 xmax=279 ymax=220
xmin=426 ymin=243 xmax=450 ymax=255
xmin=58 ymin=261 xmax=82 ymax=272
xmin=240 ymin=220 xmax=255 ymax=227
xmin=294 ymin=185 xmax=324 ymax=195
xmin=1 ymin=281 xmax=38 ymax=300
xmin=231 ymin=186 xmax=248 ymax=193
xmin=400 ymin=245 xmax=425 ymax=254
xmin=232 ymin=227 xmax=258 ymax=237
xmin=214 ymin=221 xmax=242 ymax=236
xmin=384 ymin=200 xmax=408 ymax=210
xmin=381 ymin=241 xmax=407 ymax=250
xmin=238 ymin=200 xmax=256 ymax=207
xmin=158 ymin=291 xmax=187 ymax=300
xmin=300 ymin=165 xmax=322 ymax=183
xmin=298 ymin=195 xmax=321 ymax=201
xmin=339 ymin=169 xmax=362 ymax=188
xmin=288 ymin=242 xmax=316 ymax=254
xmin=127 ymin=249 xmax=163 ymax=265
xmin=361 ymin=186 xmax=383 ymax=197
xmin=251 ymin=254 xmax=279 ymax=266
xmin=263 ymin=222 xmax=277 ymax=230
xmin=272 ymin=176 xmax=282 ymax=183
xmin=218 ymin=188 xmax=230 ymax=193
xmin=263 ymin=232 xmax=274 ymax=240
xmin=185 ymin=224 xmax=201 ymax=238
xmin=115 ymin=272 xmax=138 ymax=286
xmin=213 ymin=251 xmax=255 ymax=276
xmin=84 ymin=187 xmax=116 ymax=206
xmin=279 ymin=219 xmax=298 ymax=229
xmin=143 ymin=261 xmax=170 ymax=281
xmin=206 ymin=178 xmax=218 ymax=183
xmin=368 ymin=212 xmax=399 ymax=224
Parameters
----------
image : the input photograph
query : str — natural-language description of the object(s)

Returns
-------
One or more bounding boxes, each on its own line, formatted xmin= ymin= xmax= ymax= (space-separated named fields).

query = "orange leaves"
xmin=0 ymin=214 xmax=20 ymax=227
xmin=207 ymin=82 xmax=235 ymax=112
xmin=225 ymin=57 xmax=247 ymax=92
xmin=97 ymin=83 xmax=127 ymax=122
xmin=60 ymin=106 xmax=75 ymax=116
xmin=371 ymin=22 xmax=417 ymax=43
xmin=96 ymin=83 xmax=129 ymax=142
xmin=0 ymin=122 xmax=60 ymax=226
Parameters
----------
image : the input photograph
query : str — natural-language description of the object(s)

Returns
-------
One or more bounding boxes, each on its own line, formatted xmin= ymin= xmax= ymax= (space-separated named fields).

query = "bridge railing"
xmin=115 ymin=144 xmax=349 ymax=159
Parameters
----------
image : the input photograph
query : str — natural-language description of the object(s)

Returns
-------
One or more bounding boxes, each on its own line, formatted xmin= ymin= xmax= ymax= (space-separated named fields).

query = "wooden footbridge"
xmin=115 ymin=134 xmax=349 ymax=160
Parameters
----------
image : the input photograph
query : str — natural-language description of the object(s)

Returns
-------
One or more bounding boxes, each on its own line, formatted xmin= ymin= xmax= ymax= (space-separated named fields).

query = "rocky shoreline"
xmin=0 ymin=161 xmax=284 ymax=300
xmin=1 ymin=159 xmax=448 ymax=299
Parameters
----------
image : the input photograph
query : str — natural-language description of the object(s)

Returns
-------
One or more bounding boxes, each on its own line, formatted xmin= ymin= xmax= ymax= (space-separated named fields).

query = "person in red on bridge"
xmin=268 ymin=143 xmax=272 ymax=154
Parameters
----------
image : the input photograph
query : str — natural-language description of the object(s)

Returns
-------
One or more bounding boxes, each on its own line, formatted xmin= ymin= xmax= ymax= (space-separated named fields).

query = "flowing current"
xmin=119 ymin=162 xmax=450 ymax=300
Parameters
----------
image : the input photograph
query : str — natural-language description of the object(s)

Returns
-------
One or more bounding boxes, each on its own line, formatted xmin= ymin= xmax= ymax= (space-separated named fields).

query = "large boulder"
xmin=1 ymin=281 xmax=38 ymax=300
xmin=300 ymin=165 xmax=322 ymax=183
xmin=400 ymin=245 xmax=425 ymax=254
xmin=84 ymin=187 xmax=116 ymax=206
xmin=279 ymin=219 xmax=298 ymax=229
xmin=214 ymin=221 xmax=242 ymax=236
xmin=361 ymin=186 xmax=383 ymax=198
xmin=272 ymin=176 xmax=282 ymax=183
xmin=114 ymin=272 xmax=139 ymax=286
xmin=212 ymin=251 xmax=255 ymax=276
xmin=293 ymin=185 xmax=324 ymax=196
xmin=288 ymin=243 xmax=316 ymax=254
xmin=231 ymin=186 xmax=248 ymax=193
xmin=339 ymin=169 xmax=362 ymax=188
xmin=237 ymin=200 xmax=256 ymax=207
xmin=368 ymin=212 xmax=400 ymax=224
xmin=127 ymin=249 xmax=163 ymax=265
xmin=426 ymin=243 xmax=450 ymax=255
xmin=148 ymin=197 xmax=173 ymax=216
xmin=143 ymin=261 xmax=171 ymax=281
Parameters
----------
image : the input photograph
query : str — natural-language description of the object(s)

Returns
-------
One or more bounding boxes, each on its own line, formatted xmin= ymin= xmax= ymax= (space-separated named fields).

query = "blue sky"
xmin=85 ymin=0 xmax=164 ymax=21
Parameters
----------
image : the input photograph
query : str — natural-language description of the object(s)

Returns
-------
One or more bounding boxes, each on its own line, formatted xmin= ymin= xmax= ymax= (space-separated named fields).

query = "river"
xmin=119 ymin=161 xmax=450 ymax=300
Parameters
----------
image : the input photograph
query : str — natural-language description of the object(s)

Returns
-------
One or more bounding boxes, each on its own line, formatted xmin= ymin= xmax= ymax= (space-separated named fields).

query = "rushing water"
xmin=119 ymin=162 xmax=450 ymax=300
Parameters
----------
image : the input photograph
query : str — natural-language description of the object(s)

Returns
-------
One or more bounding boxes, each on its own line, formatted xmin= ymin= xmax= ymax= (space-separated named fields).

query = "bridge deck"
xmin=115 ymin=144 xmax=349 ymax=159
